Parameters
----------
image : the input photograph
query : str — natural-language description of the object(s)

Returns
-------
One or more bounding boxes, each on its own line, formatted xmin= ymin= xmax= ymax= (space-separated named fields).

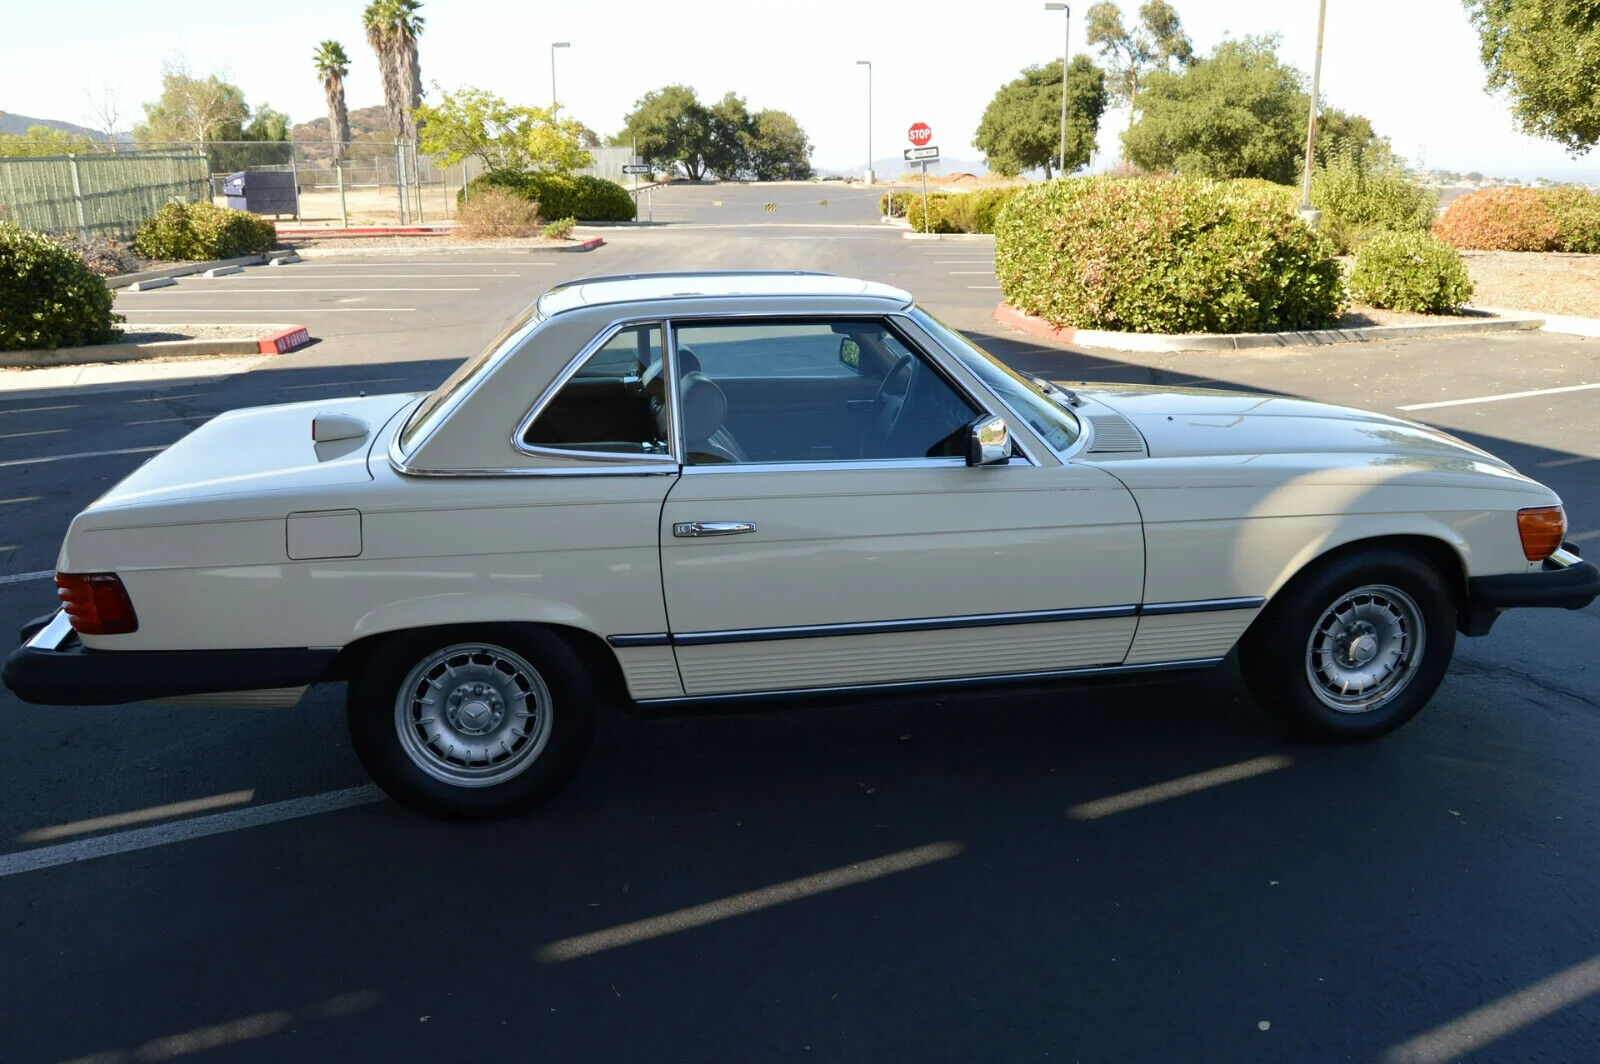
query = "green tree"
xmin=974 ymin=55 xmax=1108 ymax=178
xmin=746 ymin=110 xmax=812 ymax=179
xmin=414 ymin=85 xmax=590 ymax=172
xmin=703 ymin=92 xmax=753 ymax=179
xmin=243 ymin=105 xmax=290 ymax=143
xmin=133 ymin=64 xmax=250 ymax=151
xmin=0 ymin=124 xmax=98 ymax=156
xmin=364 ymin=0 xmax=425 ymax=142
xmin=1316 ymin=107 xmax=1391 ymax=167
xmin=1085 ymin=0 xmax=1194 ymax=128
xmin=1122 ymin=36 xmax=1306 ymax=183
xmin=617 ymin=85 xmax=712 ymax=179
xmin=1464 ymin=0 xmax=1600 ymax=152
xmin=313 ymin=41 xmax=352 ymax=155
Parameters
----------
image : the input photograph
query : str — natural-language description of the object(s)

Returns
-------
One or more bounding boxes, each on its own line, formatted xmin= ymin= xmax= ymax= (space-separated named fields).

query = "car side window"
xmin=521 ymin=325 xmax=670 ymax=457
xmin=670 ymin=319 xmax=980 ymax=466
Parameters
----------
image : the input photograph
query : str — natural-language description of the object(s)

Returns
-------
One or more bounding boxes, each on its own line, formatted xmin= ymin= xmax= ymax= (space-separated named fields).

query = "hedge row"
xmin=993 ymin=177 xmax=1346 ymax=334
xmin=133 ymin=202 xmax=276 ymax=261
xmin=1 ymin=221 xmax=122 ymax=351
xmin=462 ymin=171 xmax=635 ymax=222
xmin=1433 ymin=186 xmax=1600 ymax=253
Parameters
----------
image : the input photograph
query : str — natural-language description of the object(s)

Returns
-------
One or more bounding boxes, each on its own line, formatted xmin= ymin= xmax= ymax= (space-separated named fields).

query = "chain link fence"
xmin=2 ymin=138 xmax=646 ymax=233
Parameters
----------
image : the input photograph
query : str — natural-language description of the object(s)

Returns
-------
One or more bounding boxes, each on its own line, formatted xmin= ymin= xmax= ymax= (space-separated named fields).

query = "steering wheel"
xmin=866 ymin=353 xmax=915 ymax=457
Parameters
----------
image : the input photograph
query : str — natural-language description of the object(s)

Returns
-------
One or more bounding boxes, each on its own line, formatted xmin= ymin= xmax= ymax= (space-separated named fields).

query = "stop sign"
xmin=908 ymin=122 xmax=932 ymax=147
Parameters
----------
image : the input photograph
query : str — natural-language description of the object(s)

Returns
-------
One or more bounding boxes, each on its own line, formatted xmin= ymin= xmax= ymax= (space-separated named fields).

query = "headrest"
xmin=679 ymin=371 xmax=727 ymax=443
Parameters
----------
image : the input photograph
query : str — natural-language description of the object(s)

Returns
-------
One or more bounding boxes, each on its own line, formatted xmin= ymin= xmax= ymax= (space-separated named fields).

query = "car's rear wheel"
xmin=347 ymin=625 xmax=597 ymax=819
xmin=1239 ymin=547 xmax=1457 ymax=741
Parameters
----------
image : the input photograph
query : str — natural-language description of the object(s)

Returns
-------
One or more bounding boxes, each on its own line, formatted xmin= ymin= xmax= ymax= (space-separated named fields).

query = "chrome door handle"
xmin=673 ymin=521 xmax=757 ymax=538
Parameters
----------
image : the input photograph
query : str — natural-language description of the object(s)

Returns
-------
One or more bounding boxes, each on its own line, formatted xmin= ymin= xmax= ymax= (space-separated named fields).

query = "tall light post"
xmin=856 ymin=60 xmax=873 ymax=184
xmin=1299 ymin=0 xmax=1328 ymax=226
xmin=1045 ymin=3 xmax=1070 ymax=179
xmin=551 ymin=41 xmax=571 ymax=110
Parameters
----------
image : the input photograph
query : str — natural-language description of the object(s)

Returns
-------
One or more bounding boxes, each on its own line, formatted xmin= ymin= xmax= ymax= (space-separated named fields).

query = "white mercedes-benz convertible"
xmin=6 ymin=273 xmax=1596 ymax=817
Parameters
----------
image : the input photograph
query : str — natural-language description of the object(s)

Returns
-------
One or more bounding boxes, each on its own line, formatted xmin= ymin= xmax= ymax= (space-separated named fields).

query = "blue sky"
xmin=3 ymin=0 xmax=1594 ymax=177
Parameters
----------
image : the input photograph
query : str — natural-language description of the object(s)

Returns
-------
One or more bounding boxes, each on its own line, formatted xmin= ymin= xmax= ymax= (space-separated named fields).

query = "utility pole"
xmin=1046 ymin=3 xmax=1070 ymax=178
xmin=856 ymin=60 xmax=873 ymax=184
xmin=1299 ymin=0 xmax=1328 ymax=227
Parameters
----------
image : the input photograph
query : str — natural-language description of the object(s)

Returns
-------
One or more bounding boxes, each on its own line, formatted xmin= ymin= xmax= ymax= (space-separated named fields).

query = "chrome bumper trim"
xmin=25 ymin=611 xmax=74 ymax=652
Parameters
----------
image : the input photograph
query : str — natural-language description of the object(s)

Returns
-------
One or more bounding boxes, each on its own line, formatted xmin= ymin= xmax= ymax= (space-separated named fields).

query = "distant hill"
xmin=292 ymin=104 xmax=392 ymax=143
xmin=0 ymin=111 xmax=108 ymax=139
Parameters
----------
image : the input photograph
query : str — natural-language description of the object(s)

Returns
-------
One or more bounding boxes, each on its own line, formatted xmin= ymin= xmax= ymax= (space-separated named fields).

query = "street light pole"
xmin=1045 ymin=4 xmax=1070 ymax=179
xmin=1299 ymin=0 xmax=1328 ymax=225
xmin=856 ymin=60 xmax=873 ymax=184
xmin=551 ymin=41 xmax=570 ymax=110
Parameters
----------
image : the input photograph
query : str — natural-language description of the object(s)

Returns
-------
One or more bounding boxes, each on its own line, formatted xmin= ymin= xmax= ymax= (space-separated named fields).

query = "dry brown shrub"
xmin=455 ymin=188 xmax=542 ymax=240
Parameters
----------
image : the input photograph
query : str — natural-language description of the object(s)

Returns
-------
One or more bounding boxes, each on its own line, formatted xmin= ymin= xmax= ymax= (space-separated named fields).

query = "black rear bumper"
xmin=2 ymin=612 xmax=335 ymax=706
xmin=1463 ymin=544 xmax=1600 ymax=635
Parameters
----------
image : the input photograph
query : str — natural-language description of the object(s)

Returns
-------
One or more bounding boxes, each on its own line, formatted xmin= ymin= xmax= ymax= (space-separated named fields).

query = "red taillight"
xmin=1517 ymin=506 xmax=1567 ymax=562
xmin=55 ymin=572 xmax=139 ymax=635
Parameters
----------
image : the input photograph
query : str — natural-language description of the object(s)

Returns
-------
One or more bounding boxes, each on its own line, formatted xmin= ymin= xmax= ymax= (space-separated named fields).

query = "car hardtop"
xmin=534 ymin=271 xmax=914 ymax=319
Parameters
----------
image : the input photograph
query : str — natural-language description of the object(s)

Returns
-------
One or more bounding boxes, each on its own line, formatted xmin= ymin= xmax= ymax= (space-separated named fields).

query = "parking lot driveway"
xmin=3 ymin=227 xmax=1600 ymax=1062
xmin=636 ymin=181 xmax=884 ymax=226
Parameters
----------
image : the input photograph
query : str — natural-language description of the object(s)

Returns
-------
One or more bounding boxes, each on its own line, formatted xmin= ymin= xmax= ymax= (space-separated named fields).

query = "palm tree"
xmin=362 ymin=0 xmax=425 ymax=143
xmin=312 ymin=41 xmax=351 ymax=157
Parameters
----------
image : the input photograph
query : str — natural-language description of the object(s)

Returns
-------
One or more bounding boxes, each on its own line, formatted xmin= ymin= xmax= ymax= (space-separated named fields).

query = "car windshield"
xmin=908 ymin=306 xmax=1083 ymax=453
xmin=398 ymin=303 xmax=543 ymax=454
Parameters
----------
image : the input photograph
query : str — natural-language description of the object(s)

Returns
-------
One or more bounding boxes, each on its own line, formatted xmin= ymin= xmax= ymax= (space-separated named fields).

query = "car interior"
xmin=521 ymin=319 xmax=980 ymax=465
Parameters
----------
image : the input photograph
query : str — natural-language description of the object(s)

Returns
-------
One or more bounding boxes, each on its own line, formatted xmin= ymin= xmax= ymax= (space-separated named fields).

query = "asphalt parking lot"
xmin=2 ymin=186 xmax=1599 ymax=1062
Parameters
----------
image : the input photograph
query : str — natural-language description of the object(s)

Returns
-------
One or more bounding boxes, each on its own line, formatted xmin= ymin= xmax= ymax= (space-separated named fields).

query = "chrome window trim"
xmin=633 ymin=657 xmax=1226 ymax=709
xmin=509 ymin=317 xmax=679 ymax=465
xmin=604 ymin=597 xmax=1261 ymax=649
xmin=391 ymin=459 xmax=677 ymax=479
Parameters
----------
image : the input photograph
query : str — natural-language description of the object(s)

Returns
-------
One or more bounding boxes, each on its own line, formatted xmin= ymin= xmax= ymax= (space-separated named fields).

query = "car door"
xmin=656 ymin=316 xmax=1145 ymax=697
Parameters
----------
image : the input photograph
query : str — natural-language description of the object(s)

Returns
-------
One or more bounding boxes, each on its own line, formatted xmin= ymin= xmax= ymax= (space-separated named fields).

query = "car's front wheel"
xmin=1239 ymin=547 xmax=1457 ymax=741
xmin=347 ymin=625 xmax=597 ymax=819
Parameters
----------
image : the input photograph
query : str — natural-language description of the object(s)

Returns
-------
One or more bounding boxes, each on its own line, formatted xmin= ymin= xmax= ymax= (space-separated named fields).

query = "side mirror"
xmin=966 ymin=415 xmax=1012 ymax=466
xmin=838 ymin=336 xmax=861 ymax=371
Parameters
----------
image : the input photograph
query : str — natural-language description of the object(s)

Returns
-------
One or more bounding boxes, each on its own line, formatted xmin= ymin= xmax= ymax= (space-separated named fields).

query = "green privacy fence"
xmin=0 ymin=151 xmax=210 ymax=239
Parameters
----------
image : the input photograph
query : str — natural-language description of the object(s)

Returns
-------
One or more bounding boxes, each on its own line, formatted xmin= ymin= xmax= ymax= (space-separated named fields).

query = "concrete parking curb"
xmin=1469 ymin=305 xmax=1600 ymax=339
xmin=0 ymin=325 xmax=312 ymax=369
xmin=558 ymin=237 xmax=606 ymax=252
xmin=288 ymin=244 xmax=582 ymax=258
xmin=993 ymin=302 xmax=1547 ymax=352
xmin=108 ymin=254 xmax=274 ymax=290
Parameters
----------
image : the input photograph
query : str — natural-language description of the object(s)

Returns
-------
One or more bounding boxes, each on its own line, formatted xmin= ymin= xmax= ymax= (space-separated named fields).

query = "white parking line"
xmin=0 ymin=445 xmax=165 ymax=468
xmin=119 ymin=287 xmax=481 ymax=293
xmin=933 ymin=260 xmax=993 ymax=264
xmin=110 ymin=307 xmax=418 ymax=313
xmin=966 ymin=285 xmax=1002 ymax=290
xmin=1066 ymin=755 xmax=1293 ymax=819
xmin=0 ymin=403 xmax=78 ymax=416
xmin=19 ymin=789 xmax=256 ymax=843
xmin=947 ymin=271 xmax=994 ymax=275
xmin=202 ymin=273 xmax=520 ymax=279
xmin=0 ymin=570 xmax=53 ymax=585
xmin=285 ymin=261 xmax=552 ymax=266
xmin=0 ymin=496 xmax=42 ymax=506
xmin=0 ymin=785 xmax=385 ymax=878
xmin=276 ymin=376 xmax=407 ymax=390
xmin=0 ymin=428 xmax=69 ymax=441
xmin=126 ymin=416 xmax=209 ymax=426
xmin=1397 ymin=382 xmax=1600 ymax=411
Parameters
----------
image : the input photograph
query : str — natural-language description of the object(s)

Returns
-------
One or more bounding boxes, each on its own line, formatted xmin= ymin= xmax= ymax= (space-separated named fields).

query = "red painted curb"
xmin=570 ymin=237 xmax=605 ymax=252
xmin=993 ymin=302 xmax=1076 ymax=343
xmin=259 ymin=326 xmax=312 ymax=354
xmin=276 ymin=227 xmax=452 ymax=237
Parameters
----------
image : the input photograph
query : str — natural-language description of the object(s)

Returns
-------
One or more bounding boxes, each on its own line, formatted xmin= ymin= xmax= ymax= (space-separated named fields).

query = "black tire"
xmin=347 ymin=625 xmax=598 ymax=819
xmin=1239 ymin=547 xmax=1457 ymax=742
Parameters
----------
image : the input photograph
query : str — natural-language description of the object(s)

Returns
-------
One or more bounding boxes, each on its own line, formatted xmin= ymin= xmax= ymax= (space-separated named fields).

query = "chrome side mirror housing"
xmin=966 ymin=415 xmax=1012 ymax=466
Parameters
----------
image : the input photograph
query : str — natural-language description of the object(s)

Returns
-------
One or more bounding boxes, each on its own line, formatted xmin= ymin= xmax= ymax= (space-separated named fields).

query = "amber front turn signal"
xmin=56 ymin=572 xmax=139 ymax=635
xmin=1516 ymin=506 xmax=1567 ymax=562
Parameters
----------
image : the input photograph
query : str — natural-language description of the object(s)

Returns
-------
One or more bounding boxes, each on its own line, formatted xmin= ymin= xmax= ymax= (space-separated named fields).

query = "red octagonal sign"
xmin=908 ymin=122 xmax=932 ymax=147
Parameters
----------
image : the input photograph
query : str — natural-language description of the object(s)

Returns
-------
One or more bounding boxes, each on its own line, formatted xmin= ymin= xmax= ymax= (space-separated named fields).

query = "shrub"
xmin=1348 ymin=231 xmax=1475 ymax=314
xmin=541 ymin=216 xmax=576 ymax=239
xmin=1310 ymin=154 xmax=1436 ymax=253
xmin=878 ymin=190 xmax=916 ymax=218
xmin=1541 ymin=186 xmax=1600 ymax=253
xmin=0 ymin=221 xmax=122 ymax=351
xmin=49 ymin=232 xmax=136 ymax=277
xmin=455 ymin=187 xmax=542 ymax=239
xmin=133 ymin=201 xmax=277 ymax=261
xmin=1433 ymin=187 xmax=1558 ymax=251
xmin=967 ymin=187 xmax=1024 ymax=234
xmin=993 ymin=176 xmax=1345 ymax=333
xmin=460 ymin=171 xmax=635 ymax=221
xmin=906 ymin=192 xmax=962 ymax=232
